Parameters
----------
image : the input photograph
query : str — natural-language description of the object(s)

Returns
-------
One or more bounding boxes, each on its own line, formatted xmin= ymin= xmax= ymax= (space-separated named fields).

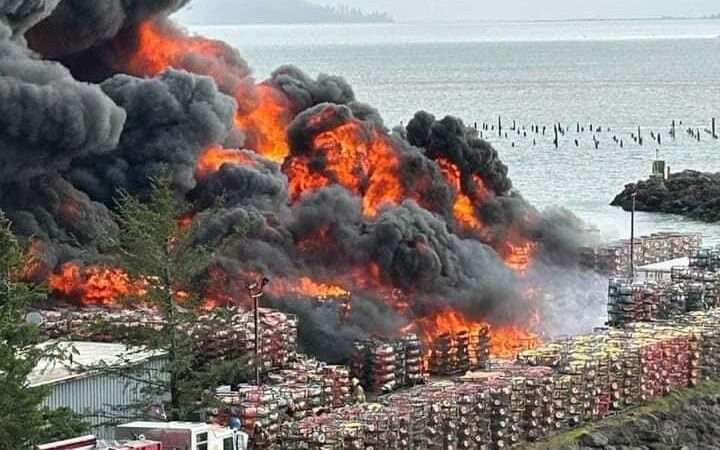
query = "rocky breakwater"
xmin=611 ymin=170 xmax=720 ymax=222
xmin=548 ymin=396 xmax=720 ymax=450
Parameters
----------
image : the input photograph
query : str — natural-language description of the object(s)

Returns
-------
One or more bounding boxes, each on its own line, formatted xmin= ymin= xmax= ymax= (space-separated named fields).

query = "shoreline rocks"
xmin=611 ymin=170 xmax=720 ymax=222
xmin=553 ymin=396 xmax=720 ymax=450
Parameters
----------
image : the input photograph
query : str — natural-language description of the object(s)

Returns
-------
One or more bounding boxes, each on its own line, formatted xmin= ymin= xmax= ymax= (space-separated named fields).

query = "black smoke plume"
xmin=0 ymin=1 xmax=604 ymax=362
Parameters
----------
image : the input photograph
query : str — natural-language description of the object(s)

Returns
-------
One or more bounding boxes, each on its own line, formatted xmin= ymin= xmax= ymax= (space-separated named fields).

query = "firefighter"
xmin=351 ymin=377 xmax=366 ymax=404
xmin=251 ymin=422 xmax=271 ymax=449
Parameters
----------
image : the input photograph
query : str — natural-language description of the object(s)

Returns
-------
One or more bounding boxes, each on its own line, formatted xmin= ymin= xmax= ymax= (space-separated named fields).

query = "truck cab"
xmin=115 ymin=422 xmax=248 ymax=450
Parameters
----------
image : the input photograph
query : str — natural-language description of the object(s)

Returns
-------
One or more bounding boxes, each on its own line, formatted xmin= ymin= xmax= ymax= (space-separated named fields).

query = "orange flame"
xmin=49 ymin=263 xmax=142 ymax=306
xmin=286 ymin=120 xmax=405 ymax=217
xmin=504 ymin=241 xmax=538 ymax=273
xmin=436 ymin=158 xmax=487 ymax=235
xmin=196 ymin=146 xmax=255 ymax=179
xmin=128 ymin=21 xmax=241 ymax=79
xmin=270 ymin=277 xmax=350 ymax=301
xmin=410 ymin=308 xmax=540 ymax=359
xmin=128 ymin=21 xmax=292 ymax=163
xmin=234 ymin=84 xmax=292 ymax=163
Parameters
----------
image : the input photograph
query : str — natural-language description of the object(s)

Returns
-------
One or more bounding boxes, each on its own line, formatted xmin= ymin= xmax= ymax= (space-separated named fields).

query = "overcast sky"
xmin=322 ymin=0 xmax=719 ymax=22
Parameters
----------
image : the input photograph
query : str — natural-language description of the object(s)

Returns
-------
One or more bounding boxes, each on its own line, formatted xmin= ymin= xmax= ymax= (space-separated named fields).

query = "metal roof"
xmin=636 ymin=257 xmax=690 ymax=273
xmin=29 ymin=341 xmax=166 ymax=387
xmin=117 ymin=422 xmax=213 ymax=431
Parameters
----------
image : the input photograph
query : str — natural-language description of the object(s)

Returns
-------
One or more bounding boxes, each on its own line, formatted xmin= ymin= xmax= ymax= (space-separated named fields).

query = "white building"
xmin=29 ymin=341 xmax=168 ymax=439
xmin=635 ymin=257 xmax=690 ymax=283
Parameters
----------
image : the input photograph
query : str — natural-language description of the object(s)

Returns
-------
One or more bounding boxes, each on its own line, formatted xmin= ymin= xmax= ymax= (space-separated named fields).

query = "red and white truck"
xmin=37 ymin=422 xmax=248 ymax=450
xmin=115 ymin=422 xmax=248 ymax=450
xmin=36 ymin=435 xmax=162 ymax=450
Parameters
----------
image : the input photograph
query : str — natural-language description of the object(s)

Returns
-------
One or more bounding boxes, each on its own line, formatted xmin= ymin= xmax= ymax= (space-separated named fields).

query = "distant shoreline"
xmin=182 ymin=16 xmax=720 ymax=27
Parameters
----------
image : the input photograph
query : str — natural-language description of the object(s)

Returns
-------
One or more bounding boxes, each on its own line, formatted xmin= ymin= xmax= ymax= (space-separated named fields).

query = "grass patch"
xmin=517 ymin=380 xmax=720 ymax=450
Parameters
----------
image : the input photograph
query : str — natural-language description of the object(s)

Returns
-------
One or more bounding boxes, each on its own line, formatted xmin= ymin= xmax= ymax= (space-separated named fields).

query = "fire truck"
xmin=36 ymin=435 xmax=162 ymax=450
xmin=115 ymin=422 xmax=248 ymax=450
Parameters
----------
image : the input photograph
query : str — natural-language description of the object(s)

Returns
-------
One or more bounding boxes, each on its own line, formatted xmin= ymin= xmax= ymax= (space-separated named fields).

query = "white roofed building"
xmin=636 ymin=257 xmax=690 ymax=283
xmin=29 ymin=341 xmax=169 ymax=439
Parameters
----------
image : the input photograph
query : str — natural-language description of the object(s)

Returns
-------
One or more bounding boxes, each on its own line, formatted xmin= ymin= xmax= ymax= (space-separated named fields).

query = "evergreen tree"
xmin=104 ymin=177 xmax=250 ymax=421
xmin=0 ymin=213 xmax=88 ymax=448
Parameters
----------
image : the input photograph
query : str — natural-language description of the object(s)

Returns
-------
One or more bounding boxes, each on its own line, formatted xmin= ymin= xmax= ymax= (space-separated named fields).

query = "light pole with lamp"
xmin=245 ymin=276 xmax=270 ymax=386
xmin=629 ymin=192 xmax=637 ymax=281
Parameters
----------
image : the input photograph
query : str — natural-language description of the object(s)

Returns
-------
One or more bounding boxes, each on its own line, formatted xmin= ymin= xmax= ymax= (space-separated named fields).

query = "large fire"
xmin=45 ymin=18 xmax=546 ymax=366
xmin=285 ymin=119 xmax=406 ymax=217
xmin=409 ymin=308 xmax=539 ymax=359
xmin=49 ymin=263 xmax=142 ymax=306
xmin=436 ymin=158 xmax=488 ymax=236
xmin=127 ymin=21 xmax=292 ymax=163
xmin=269 ymin=277 xmax=350 ymax=301
xmin=196 ymin=146 xmax=255 ymax=179
xmin=234 ymin=84 xmax=292 ymax=163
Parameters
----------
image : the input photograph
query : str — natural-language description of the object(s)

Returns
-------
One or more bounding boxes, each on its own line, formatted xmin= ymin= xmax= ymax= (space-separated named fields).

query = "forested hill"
xmin=176 ymin=0 xmax=392 ymax=25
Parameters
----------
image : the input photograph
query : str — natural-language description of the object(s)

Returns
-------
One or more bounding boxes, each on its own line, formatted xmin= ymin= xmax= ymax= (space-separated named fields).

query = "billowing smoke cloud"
xmin=68 ymin=69 xmax=237 ymax=203
xmin=0 ymin=1 xmax=603 ymax=362
xmin=25 ymin=0 xmax=190 ymax=57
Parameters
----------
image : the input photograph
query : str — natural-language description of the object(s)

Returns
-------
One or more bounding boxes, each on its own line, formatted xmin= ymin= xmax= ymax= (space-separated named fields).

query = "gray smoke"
xmin=26 ymin=0 xmax=190 ymax=58
xmin=0 ymin=1 xmax=602 ymax=362
xmin=67 ymin=69 xmax=237 ymax=203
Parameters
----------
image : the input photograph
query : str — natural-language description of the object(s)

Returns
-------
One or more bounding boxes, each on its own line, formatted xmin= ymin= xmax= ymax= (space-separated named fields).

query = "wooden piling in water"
xmin=553 ymin=125 xmax=559 ymax=148
xmin=713 ymin=118 xmax=717 ymax=139
xmin=498 ymin=116 xmax=502 ymax=138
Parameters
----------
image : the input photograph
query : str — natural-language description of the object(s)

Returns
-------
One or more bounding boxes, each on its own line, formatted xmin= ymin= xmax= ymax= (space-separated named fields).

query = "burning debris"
xmin=0 ymin=0 xmax=597 ymax=362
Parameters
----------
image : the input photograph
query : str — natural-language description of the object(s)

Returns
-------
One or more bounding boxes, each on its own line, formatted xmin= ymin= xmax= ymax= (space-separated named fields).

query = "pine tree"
xmin=104 ymin=177 xmax=250 ymax=421
xmin=0 ymin=213 xmax=88 ymax=448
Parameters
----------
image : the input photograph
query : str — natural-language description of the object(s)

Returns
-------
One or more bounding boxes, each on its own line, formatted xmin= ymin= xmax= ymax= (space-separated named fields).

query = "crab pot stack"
xmin=607 ymin=280 xmax=664 ymax=326
xmin=690 ymin=247 xmax=720 ymax=270
xmin=642 ymin=232 xmax=701 ymax=262
xmin=36 ymin=307 xmax=163 ymax=340
xmin=218 ymin=385 xmax=282 ymax=443
xmin=582 ymin=233 xmax=702 ymax=276
xmin=668 ymin=232 xmax=702 ymax=257
xmin=428 ymin=333 xmax=455 ymax=375
xmin=520 ymin=343 xmax=598 ymax=428
xmin=393 ymin=341 xmax=408 ymax=391
xmin=682 ymin=311 xmax=720 ymax=381
xmin=352 ymin=407 xmax=402 ymax=449
xmin=607 ymin=279 xmax=634 ymax=326
xmin=354 ymin=340 xmax=398 ymax=392
xmin=351 ymin=337 xmax=427 ymax=393
xmin=321 ymin=366 xmax=352 ymax=408
xmin=198 ymin=308 xmax=298 ymax=370
xmin=402 ymin=334 xmax=425 ymax=386
xmin=685 ymin=282 xmax=707 ymax=312
xmin=471 ymin=326 xmax=492 ymax=370
xmin=580 ymin=242 xmax=633 ymax=275
xmin=485 ymin=377 xmax=523 ymax=449
xmin=423 ymin=384 xmax=461 ymax=449
xmin=384 ymin=394 xmax=432 ymax=450
xmin=268 ymin=356 xmax=352 ymax=411
xmin=278 ymin=414 xmax=344 ymax=450
xmin=456 ymin=331 xmax=472 ymax=373
xmin=454 ymin=384 xmax=492 ymax=449
xmin=37 ymin=307 xmax=299 ymax=371
xmin=517 ymin=367 xmax=555 ymax=441
xmin=428 ymin=331 xmax=471 ymax=375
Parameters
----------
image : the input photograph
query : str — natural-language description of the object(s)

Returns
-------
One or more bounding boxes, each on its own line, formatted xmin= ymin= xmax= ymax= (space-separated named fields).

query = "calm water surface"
xmin=191 ymin=20 xmax=720 ymax=243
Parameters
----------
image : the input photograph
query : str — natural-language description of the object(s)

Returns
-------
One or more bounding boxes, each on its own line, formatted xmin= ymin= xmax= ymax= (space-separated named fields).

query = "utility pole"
xmin=630 ymin=192 xmax=637 ymax=281
xmin=246 ymin=276 xmax=270 ymax=386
